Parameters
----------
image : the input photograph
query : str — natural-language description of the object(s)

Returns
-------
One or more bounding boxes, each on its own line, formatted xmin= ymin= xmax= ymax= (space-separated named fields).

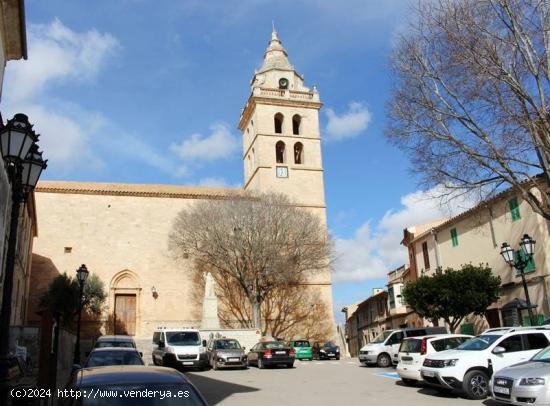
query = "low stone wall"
xmin=200 ymin=328 xmax=262 ymax=351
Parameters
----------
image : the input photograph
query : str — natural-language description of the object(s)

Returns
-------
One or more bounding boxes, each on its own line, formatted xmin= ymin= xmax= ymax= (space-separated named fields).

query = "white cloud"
xmin=6 ymin=18 xmax=119 ymax=102
xmin=332 ymin=222 xmax=387 ymax=282
xmin=3 ymin=19 xmax=119 ymax=172
xmin=325 ymin=102 xmax=371 ymax=141
xmin=170 ymin=123 xmax=240 ymax=162
xmin=332 ymin=186 xmax=476 ymax=283
xmin=16 ymin=103 xmax=105 ymax=171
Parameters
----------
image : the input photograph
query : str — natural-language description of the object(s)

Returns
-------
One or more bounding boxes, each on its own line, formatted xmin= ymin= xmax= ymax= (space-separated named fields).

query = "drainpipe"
xmin=431 ymin=229 xmax=442 ymax=270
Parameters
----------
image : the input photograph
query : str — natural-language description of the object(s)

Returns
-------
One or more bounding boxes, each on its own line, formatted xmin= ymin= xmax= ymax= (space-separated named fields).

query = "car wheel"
xmin=401 ymin=378 xmax=417 ymax=386
xmin=287 ymin=363 xmax=294 ymax=368
xmin=152 ymin=356 xmax=158 ymax=366
xmin=377 ymin=353 xmax=392 ymax=368
xmin=258 ymin=358 xmax=265 ymax=369
xmin=336 ymin=356 xmax=340 ymax=360
xmin=309 ymin=358 xmax=313 ymax=361
xmin=463 ymin=370 xmax=489 ymax=400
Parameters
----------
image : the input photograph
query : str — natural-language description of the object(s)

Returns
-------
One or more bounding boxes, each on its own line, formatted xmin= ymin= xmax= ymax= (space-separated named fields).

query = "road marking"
xmin=375 ymin=372 xmax=400 ymax=380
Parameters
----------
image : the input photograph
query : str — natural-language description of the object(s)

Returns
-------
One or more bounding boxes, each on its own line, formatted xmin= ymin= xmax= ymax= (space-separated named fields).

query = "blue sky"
xmin=4 ymin=0 xmax=468 ymax=323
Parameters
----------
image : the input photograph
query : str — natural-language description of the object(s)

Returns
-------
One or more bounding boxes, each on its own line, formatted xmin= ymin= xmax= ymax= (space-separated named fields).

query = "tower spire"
xmin=259 ymin=26 xmax=291 ymax=73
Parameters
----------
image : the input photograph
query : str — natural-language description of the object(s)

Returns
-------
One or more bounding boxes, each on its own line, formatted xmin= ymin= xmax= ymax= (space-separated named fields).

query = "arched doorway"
xmin=109 ymin=270 xmax=141 ymax=336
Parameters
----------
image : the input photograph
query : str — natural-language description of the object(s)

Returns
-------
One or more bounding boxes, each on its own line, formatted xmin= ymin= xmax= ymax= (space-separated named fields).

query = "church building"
xmin=27 ymin=29 xmax=335 ymax=341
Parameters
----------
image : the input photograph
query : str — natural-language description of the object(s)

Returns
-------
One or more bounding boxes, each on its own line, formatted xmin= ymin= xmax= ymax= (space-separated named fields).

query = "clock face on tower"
xmin=276 ymin=166 xmax=288 ymax=178
xmin=278 ymin=78 xmax=289 ymax=89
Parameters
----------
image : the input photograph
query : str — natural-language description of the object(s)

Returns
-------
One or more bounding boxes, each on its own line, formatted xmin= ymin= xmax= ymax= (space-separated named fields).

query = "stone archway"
xmin=109 ymin=270 xmax=141 ymax=336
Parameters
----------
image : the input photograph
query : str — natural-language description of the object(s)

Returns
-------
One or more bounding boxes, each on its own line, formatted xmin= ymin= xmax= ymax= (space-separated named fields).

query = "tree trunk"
xmin=252 ymin=299 xmax=262 ymax=332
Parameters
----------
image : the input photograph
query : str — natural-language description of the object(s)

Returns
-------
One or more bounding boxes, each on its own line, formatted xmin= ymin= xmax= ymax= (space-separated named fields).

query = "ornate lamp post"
xmin=500 ymin=234 xmax=537 ymax=326
xmin=73 ymin=264 xmax=89 ymax=364
xmin=0 ymin=113 xmax=47 ymax=362
xmin=0 ymin=114 xmax=46 ymax=405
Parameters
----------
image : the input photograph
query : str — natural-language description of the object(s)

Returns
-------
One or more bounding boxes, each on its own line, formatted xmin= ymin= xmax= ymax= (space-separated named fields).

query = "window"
xmin=292 ymin=114 xmax=301 ymax=135
xmin=499 ymin=335 xmax=523 ymax=352
xmin=274 ymin=113 xmax=284 ymax=134
xmin=275 ymin=141 xmax=286 ymax=163
xmin=450 ymin=228 xmax=458 ymax=247
xmin=525 ymin=333 xmax=549 ymax=350
xmin=422 ymin=241 xmax=430 ymax=269
xmin=514 ymin=250 xmax=536 ymax=274
xmin=509 ymin=197 xmax=521 ymax=221
xmin=388 ymin=286 xmax=395 ymax=309
xmin=294 ymin=142 xmax=303 ymax=164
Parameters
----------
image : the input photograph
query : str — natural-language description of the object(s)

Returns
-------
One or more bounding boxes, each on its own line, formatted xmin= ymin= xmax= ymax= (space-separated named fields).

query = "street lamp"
xmin=500 ymin=234 xmax=537 ymax=326
xmin=0 ymin=113 xmax=47 ymax=363
xmin=74 ymin=264 xmax=89 ymax=364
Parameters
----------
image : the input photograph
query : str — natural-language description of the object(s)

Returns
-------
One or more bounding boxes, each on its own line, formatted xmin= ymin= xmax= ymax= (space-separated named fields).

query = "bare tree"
xmin=169 ymin=192 xmax=331 ymax=330
xmin=387 ymin=0 xmax=550 ymax=220
xmin=196 ymin=266 xmax=332 ymax=340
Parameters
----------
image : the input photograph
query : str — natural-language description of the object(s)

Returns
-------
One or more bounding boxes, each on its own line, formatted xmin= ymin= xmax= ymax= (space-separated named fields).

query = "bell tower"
xmin=238 ymin=29 xmax=326 ymax=217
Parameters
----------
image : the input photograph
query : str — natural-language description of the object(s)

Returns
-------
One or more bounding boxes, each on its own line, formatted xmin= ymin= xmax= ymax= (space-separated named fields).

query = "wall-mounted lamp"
xmin=151 ymin=286 xmax=158 ymax=299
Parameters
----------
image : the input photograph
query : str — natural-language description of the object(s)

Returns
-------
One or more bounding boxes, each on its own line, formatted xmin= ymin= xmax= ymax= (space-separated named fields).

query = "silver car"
xmin=206 ymin=338 xmax=248 ymax=370
xmin=491 ymin=346 xmax=550 ymax=405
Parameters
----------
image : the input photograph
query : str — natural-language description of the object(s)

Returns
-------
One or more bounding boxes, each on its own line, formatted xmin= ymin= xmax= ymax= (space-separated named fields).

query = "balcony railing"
xmin=253 ymin=87 xmax=320 ymax=101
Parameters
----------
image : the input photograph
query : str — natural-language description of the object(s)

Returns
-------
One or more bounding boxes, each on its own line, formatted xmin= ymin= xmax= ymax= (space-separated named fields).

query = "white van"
xmin=152 ymin=328 xmax=209 ymax=369
xmin=358 ymin=327 xmax=448 ymax=367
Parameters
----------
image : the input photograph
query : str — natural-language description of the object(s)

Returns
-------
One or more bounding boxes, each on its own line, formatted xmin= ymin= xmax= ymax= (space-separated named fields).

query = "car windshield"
xmin=293 ymin=341 xmax=310 ymax=347
xmin=76 ymin=384 xmax=205 ymax=406
xmin=371 ymin=331 xmax=393 ymax=344
xmin=400 ymin=339 xmax=421 ymax=353
xmin=532 ymin=347 xmax=550 ymax=363
xmin=264 ymin=342 xmax=286 ymax=349
xmin=95 ymin=341 xmax=134 ymax=348
xmin=324 ymin=342 xmax=336 ymax=348
xmin=457 ymin=335 xmax=500 ymax=351
xmin=165 ymin=332 xmax=201 ymax=346
xmin=215 ymin=340 xmax=241 ymax=350
xmin=84 ymin=351 xmax=144 ymax=367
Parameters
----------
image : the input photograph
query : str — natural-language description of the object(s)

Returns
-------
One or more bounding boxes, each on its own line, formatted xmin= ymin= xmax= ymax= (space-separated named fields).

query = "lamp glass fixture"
xmin=21 ymin=143 xmax=47 ymax=189
xmin=0 ymin=113 xmax=37 ymax=163
xmin=500 ymin=242 xmax=515 ymax=265
xmin=519 ymin=234 xmax=536 ymax=257
xmin=76 ymin=264 xmax=89 ymax=283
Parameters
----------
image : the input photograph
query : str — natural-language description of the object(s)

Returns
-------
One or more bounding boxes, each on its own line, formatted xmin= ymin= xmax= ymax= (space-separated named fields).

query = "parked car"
xmin=152 ymin=328 xmax=208 ymax=369
xmin=490 ymin=345 xmax=550 ymax=405
xmin=288 ymin=340 xmax=313 ymax=361
xmin=396 ymin=334 xmax=473 ymax=385
xmin=312 ymin=341 xmax=340 ymax=360
xmin=206 ymin=338 xmax=247 ymax=370
xmin=63 ymin=365 xmax=208 ymax=405
xmin=420 ymin=326 xmax=550 ymax=400
xmin=359 ymin=326 xmax=448 ymax=368
xmin=247 ymin=341 xmax=295 ymax=368
xmin=93 ymin=335 xmax=137 ymax=348
xmin=81 ymin=347 xmax=144 ymax=369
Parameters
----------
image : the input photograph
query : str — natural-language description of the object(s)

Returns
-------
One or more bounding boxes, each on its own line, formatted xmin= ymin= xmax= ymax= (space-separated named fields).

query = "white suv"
xmin=152 ymin=328 xmax=209 ymax=369
xmin=420 ymin=327 xmax=550 ymax=400
xmin=396 ymin=334 xmax=472 ymax=385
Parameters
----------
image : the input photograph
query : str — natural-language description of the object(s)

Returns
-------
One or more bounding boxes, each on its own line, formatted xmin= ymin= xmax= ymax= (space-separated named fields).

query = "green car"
xmin=288 ymin=340 xmax=313 ymax=361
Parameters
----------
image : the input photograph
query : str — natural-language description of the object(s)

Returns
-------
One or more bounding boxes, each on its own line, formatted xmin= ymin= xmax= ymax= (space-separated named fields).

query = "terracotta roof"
xmin=35 ymin=180 xmax=243 ymax=199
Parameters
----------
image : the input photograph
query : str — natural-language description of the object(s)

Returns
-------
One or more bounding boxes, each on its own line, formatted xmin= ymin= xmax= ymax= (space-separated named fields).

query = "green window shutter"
xmin=522 ymin=315 xmax=543 ymax=326
xmin=460 ymin=323 xmax=475 ymax=335
xmin=514 ymin=250 xmax=536 ymax=274
xmin=450 ymin=228 xmax=458 ymax=247
xmin=509 ymin=197 xmax=521 ymax=221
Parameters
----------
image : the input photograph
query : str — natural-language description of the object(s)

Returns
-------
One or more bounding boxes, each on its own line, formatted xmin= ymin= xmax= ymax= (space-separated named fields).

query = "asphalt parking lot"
xmin=185 ymin=359 xmax=503 ymax=406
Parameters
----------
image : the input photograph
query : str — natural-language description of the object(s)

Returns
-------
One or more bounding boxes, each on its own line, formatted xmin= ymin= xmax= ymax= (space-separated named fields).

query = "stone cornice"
xmin=35 ymin=181 xmax=243 ymax=200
